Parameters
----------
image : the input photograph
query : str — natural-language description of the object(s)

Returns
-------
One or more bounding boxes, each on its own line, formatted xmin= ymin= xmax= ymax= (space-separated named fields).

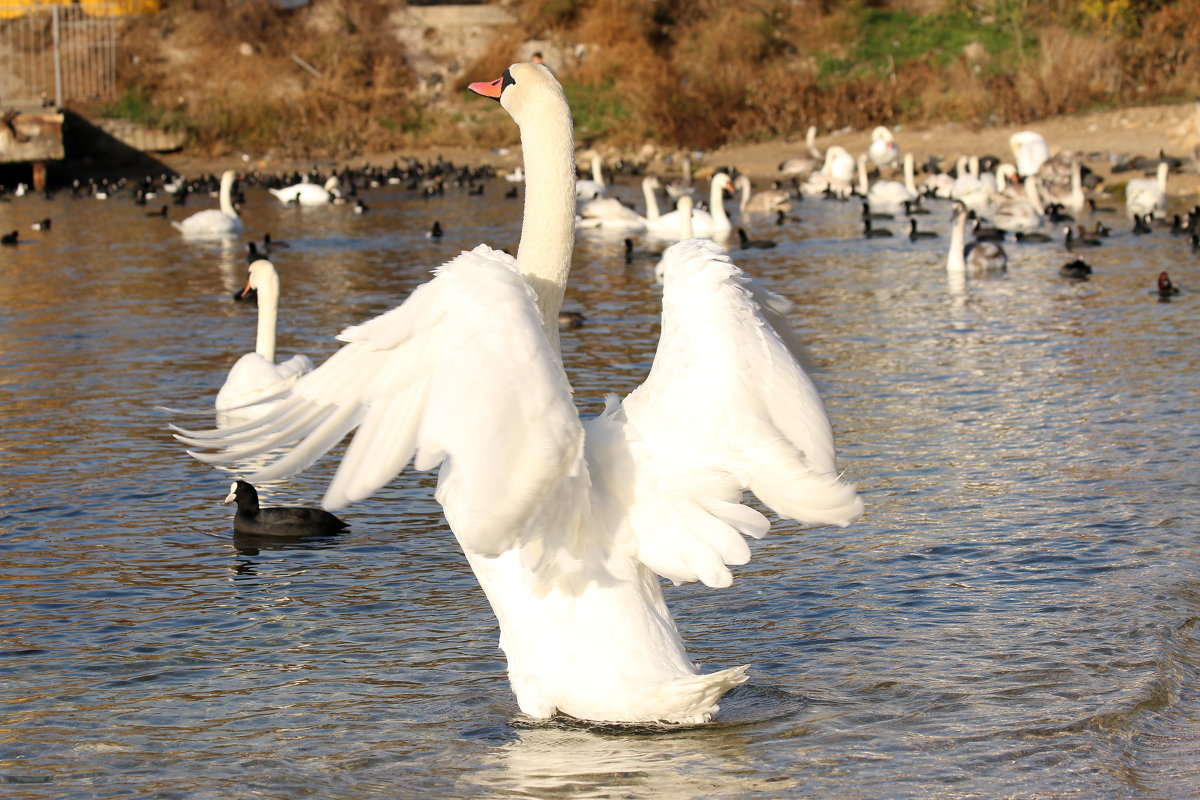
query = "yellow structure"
xmin=0 ymin=1 xmax=161 ymax=19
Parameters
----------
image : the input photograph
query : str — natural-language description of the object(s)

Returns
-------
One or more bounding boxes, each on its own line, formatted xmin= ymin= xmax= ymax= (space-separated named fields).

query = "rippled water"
xmin=2 ymin=170 xmax=1198 ymax=799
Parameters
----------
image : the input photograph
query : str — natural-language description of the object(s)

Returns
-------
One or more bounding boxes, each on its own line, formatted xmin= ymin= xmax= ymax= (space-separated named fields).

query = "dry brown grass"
xmin=109 ymin=0 xmax=1200 ymax=156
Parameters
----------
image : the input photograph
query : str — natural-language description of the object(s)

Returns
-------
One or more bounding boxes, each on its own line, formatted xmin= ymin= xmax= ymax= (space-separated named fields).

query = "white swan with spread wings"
xmin=174 ymin=62 xmax=861 ymax=725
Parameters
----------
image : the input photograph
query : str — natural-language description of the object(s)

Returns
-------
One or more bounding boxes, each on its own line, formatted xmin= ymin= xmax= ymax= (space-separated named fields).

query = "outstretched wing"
xmin=174 ymin=244 xmax=585 ymax=558
xmin=598 ymin=238 xmax=862 ymax=588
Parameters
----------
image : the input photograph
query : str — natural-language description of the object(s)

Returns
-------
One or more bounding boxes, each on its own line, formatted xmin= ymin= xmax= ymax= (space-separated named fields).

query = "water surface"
xmin=2 ymin=171 xmax=1198 ymax=799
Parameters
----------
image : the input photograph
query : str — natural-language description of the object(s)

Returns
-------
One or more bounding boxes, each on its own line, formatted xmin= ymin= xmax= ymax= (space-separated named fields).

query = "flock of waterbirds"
xmin=0 ymin=123 xmax=1193 ymax=530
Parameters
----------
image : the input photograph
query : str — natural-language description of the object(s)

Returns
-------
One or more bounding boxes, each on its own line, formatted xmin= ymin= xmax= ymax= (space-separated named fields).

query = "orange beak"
xmin=469 ymin=77 xmax=504 ymax=100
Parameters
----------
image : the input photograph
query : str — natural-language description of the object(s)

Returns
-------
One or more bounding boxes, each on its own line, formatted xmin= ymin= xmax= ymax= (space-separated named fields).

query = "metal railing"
xmin=0 ymin=4 xmax=119 ymax=108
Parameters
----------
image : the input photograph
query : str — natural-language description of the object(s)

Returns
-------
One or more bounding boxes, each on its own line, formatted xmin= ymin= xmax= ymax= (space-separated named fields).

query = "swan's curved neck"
xmin=219 ymin=172 xmax=238 ymax=218
xmin=679 ymin=195 xmax=695 ymax=238
xmin=254 ymin=269 xmax=279 ymax=362
xmin=516 ymin=91 xmax=577 ymax=352
xmin=642 ymin=178 xmax=661 ymax=221
xmin=737 ymin=176 xmax=751 ymax=212
xmin=708 ymin=177 xmax=729 ymax=227
xmin=904 ymin=153 xmax=916 ymax=195
xmin=947 ymin=209 xmax=966 ymax=273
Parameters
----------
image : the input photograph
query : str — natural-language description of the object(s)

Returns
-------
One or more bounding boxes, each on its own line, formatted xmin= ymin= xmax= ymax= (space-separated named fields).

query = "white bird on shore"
xmin=174 ymin=62 xmax=860 ymax=725
xmin=171 ymin=170 xmax=242 ymax=238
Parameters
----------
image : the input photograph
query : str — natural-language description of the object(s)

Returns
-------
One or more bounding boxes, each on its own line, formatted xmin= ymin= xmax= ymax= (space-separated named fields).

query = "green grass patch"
xmin=564 ymin=80 xmax=630 ymax=139
xmin=818 ymin=7 xmax=1030 ymax=81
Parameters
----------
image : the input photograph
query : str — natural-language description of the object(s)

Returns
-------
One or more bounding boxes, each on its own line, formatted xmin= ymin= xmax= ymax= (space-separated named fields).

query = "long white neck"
xmin=857 ymin=155 xmax=869 ymax=196
xmin=515 ymin=85 xmax=577 ymax=353
xmin=737 ymin=175 xmax=751 ymax=213
xmin=1069 ymin=159 xmax=1083 ymax=207
xmin=708 ymin=175 xmax=730 ymax=227
xmin=806 ymin=125 xmax=819 ymax=157
xmin=218 ymin=171 xmax=238 ymax=218
xmin=642 ymin=177 xmax=661 ymax=221
xmin=1156 ymin=162 xmax=1169 ymax=192
xmin=947 ymin=208 xmax=967 ymax=273
xmin=904 ymin=153 xmax=916 ymax=194
xmin=252 ymin=266 xmax=279 ymax=362
xmin=678 ymin=195 xmax=695 ymax=238
xmin=1024 ymin=176 xmax=1041 ymax=207
xmin=590 ymin=153 xmax=605 ymax=188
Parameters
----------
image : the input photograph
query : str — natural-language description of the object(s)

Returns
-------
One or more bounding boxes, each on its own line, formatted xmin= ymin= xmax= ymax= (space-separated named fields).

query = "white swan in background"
xmin=951 ymin=155 xmax=995 ymax=216
xmin=575 ymin=151 xmax=606 ymax=200
xmin=991 ymin=177 xmax=1044 ymax=232
xmin=171 ymin=170 xmax=242 ymax=238
xmin=1010 ymin=131 xmax=1049 ymax=178
xmin=215 ymin=259 xmax=314 ymax=427
xmin=646 ymin=172 xmax=733 ymax=240
xmin=174 ymin=62 xmax=861 ymax=725
xmin=948 ymin=201 xmax=1007 ymax=275
xmin=664 ymin=153 xmax=696 ymax=200
xmin=779 ymin=126 xmax=822 ymax=178
xmin=801 ymin=145 xmax=856 ymax=197
xmin=269 ymin=175 xmax=341 ymax=206
xmin=868 ymin=126 xmax=900 ymax=170
xmin=1124 ymin=161 xmax=1169 ymax=220
xmin=734 ymin=174 xmax=793 ymax=216
xmin=1039 ymin=156 xmax=1086 ymax=213
xmin=577 ymin=179 xmax=651 ymax=232
xmin=865 ymin=152 xmax=918 ymax=213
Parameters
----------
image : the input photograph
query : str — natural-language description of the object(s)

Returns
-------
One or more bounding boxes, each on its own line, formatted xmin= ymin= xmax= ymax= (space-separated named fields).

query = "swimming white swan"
xmin=947 ymin=201 xmax=1007 ymax=275
xmin=1038 ymin=156 xmax=1086 ymax=214
xmin=171 ymin=170 xmax=242 ymax=238
xmin=215 ymin=259 xmax=313 ymax=427
xmin=268 ymin=175 xmax=341 ymax=206
xmin=801 ymin=145 xmax=856 ymax=198
xmin=575 ymin=151 xmax=606 ymax=200
xmin=174 ymin=63 xmax=861 ymax=725
xmin=1124 ymin=162 xmax=1169 ymax=220
xmin=864 ymin=152 xmax=918 ymax=214
xmin=645 ymin=172 xmax=734 ymax=240
xmin=734 ymin=174 xmax=793 ymax=216
xmin=991 ymin=177 xmax=1044 ymax=233
xmin=577 ymin=177 xmax=654 ymax=232
xmin=778 ymin=126 xmax=822 ymax=178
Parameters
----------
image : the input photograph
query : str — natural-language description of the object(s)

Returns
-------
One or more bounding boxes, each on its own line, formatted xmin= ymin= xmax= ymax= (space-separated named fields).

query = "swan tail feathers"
xmin=655 ymin=665 xmax=749 ymax=724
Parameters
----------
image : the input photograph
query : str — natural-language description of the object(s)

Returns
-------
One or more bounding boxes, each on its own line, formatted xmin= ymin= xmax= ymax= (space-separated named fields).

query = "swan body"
xmin=735 ymin=174 xmax=793 ymax=216
xmin=174 ymin=63 xmax=860 ymax=724
xmin=779 ymin=126 xmax=822 ymax=178
xmin=171 ymin=170 xmax=242 ymax=238
xmin=868 ymin=126 xmax=900 ymax=170
xmin=215 ymin=259 xmax=314 ymax=426
xmin=269 ymin=175 xmax=341 ymax=206
xmin=1010 ymin=131 xmax=1049 ymax=178
xmin=948 ymin=202 xmax=1007 ymax=275
xmin=991 ymin=178 xmax=1045 ymax=233
xmin=1039 ymin=156 xmax=1086 ymax=213
xmin=578 ymin=178 xmax=652 ymax=231
xmin=1125 ymin=162 xmax=1169 ymax=220
xmin=865 ymin=152 xmax=918 ymax=213
xmin=801 ymin=145 xmax=856 ymax=198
